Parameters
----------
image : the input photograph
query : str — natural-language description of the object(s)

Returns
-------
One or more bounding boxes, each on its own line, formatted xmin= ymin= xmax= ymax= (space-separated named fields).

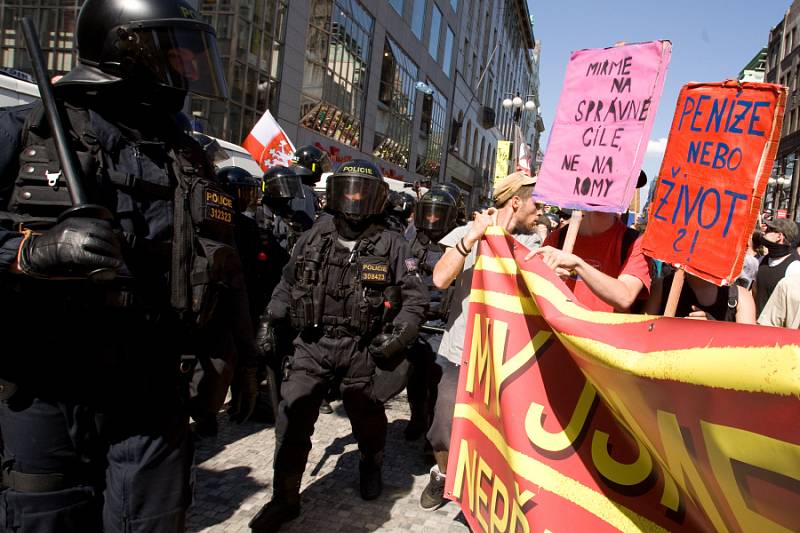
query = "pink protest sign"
xmin=535 ymin=40 xmax=671 ymax=212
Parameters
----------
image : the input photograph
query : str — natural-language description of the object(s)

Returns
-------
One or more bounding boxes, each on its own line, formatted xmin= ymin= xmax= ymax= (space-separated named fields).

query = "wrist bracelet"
xmin=455 ymin=237 xmax=472 ymax=257
xmin=455 ymin=238 xmax=468 ymax=257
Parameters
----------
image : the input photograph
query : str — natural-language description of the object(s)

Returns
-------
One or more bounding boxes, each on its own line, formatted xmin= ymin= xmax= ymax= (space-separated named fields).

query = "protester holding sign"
xmin=645 ymin=270 xmax=755 ymax=323
xmin=529 ymin=212 xmax=651 ymax=311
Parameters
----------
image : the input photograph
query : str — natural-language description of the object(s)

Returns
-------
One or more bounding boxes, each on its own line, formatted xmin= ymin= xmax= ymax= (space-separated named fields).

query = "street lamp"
xmin=768 ymin=175 xmax=792 ymax=213
xmin=502 ymin=92 xmax=537 ymax=125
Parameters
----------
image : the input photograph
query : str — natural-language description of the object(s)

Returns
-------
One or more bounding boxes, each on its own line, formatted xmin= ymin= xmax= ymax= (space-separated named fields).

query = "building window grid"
xmin=428 ymin=3 xmax=442 ymax=60
xmin=189 ymin=0 xmax=287 ymax=143
xmin=374 ymin=38 xmax=417 ymax=168
xmin=411 ymin=0 xmax=425 ymax=40
xmin=417 ymin=86 xmax=447 ymax=179
xmin=443 ymin=25 xmax=454 ymax=77
xmin=300 ymin=0 xmax=374 ymax=148
xmin=388 ymin=0 xmax=404 ymax=15
xmin=0 ymin=2 xmax=80 ymax=77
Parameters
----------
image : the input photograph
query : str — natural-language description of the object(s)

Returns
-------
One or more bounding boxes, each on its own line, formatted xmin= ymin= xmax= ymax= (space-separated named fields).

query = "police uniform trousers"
xmin=0 ymin=289 xmax=193 ymax=533
xmin=405 ymin=331 xmax=443 ymax=432
xmin=274 ymin=330 xmax=386 ymax=475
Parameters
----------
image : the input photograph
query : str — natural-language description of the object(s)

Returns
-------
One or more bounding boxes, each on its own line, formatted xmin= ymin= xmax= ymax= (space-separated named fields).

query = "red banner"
xmin=445 ymin=227 xmax=800 ymax=532
xmin=642 ymin=81 xmax=786 ymax=285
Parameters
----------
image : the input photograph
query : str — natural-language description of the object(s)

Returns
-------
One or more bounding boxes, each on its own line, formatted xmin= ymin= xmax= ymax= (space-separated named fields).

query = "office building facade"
xmin=0 ymin=0 xmax=541 ymax=206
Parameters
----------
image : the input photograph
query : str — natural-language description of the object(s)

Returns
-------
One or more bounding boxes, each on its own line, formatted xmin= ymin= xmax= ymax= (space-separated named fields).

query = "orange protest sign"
xmin=446 ymin=227 xmax=800 ymax=532
xmin=642 ymin=81 xmax=786 ymax=285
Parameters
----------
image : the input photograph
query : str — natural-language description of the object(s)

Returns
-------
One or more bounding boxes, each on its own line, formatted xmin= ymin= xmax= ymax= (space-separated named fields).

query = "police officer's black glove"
xmin=18 ymin=217 xmax=123 ymax=277
xmin=228 ymin=365 xmax=259 ymax=424
xmin=255 ymin=313 xmax=278 ymax=361
xmin=369 ymin=323 xmax=416 ymax=371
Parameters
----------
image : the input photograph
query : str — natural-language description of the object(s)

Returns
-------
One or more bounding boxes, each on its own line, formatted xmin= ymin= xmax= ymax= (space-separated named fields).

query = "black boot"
xmin=359 ymin=451 xmax=383 ymax=501
xmin=249 ymin=472 xmax=302 ymax=532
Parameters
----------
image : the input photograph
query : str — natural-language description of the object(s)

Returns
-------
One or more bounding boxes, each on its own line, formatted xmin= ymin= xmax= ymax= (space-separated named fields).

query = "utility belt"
xmin=1 ymin=468 xmax=83 ymax=493
xmin=3 ymin=275 xmax=169 ymax=314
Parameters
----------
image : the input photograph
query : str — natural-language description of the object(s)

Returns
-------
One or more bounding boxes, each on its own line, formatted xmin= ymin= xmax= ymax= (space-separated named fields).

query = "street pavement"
xmin=186 ymin=392 xmax=470 ymax=532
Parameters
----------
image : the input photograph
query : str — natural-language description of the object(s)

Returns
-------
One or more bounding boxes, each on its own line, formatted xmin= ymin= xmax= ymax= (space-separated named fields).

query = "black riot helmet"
xmin=326 ymin=159 xmax=388 ymax=220
xmin=393 ymin=192 xmax=417 ymax=221
xmin=431 ymin=183 xmax=466 ymax=224
xmin=291 ymin=145 xmax=332 ymax=186
xmin=216 ymin=166 xmax=259 ymax=213
xmin=56 ymin=0 xmax=228 ymax=100
xmin=416 ymin=189 xmax=457 ymax=238
xmin=262 ymin=165 xmax=305 ymax=203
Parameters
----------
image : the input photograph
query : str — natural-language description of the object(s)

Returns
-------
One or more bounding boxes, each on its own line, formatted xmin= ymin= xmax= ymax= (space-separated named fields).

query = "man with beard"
xmin=419 ymin=172 xmax=542 ymax=511
xmin=249 ymin=159 xmax=427 ymax=531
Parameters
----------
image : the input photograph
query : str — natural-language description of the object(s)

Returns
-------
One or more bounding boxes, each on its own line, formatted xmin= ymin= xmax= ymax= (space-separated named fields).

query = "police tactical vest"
xmin=290 ymin=216 xmax=399 ymax=336
xmin=6 ymin=101 xmax=237 ymax=327
xmin=411 ymin=234 xmax=448 ymax=324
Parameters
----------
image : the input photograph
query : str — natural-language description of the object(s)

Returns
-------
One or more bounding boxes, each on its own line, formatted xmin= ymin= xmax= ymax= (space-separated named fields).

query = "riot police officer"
xmin=0 ymin=0 xmax=256 ymax=530
xmin=259 ymin=165 xmax=312 ymax=255
xmin=250 ymin=165 xmax=308 ymax=422
xmin=291 ymin=144 xmax=332 ymax=189
xmin=249 ymin=160 xmax=427 ymax=531
xmin=383 ymin=190 xmax=416 ymax=237
xmin=404 ymin=189 xmax=458 ymax=440
xmin=218 ymin=166 xmax=263 ymax=324
xmin=288 ymin=145 xmax=330 ymax=224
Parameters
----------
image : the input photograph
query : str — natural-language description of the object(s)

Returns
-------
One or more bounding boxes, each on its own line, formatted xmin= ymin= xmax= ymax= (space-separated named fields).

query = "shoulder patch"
xmin=404 ymin=257 xmax=418 ymax=272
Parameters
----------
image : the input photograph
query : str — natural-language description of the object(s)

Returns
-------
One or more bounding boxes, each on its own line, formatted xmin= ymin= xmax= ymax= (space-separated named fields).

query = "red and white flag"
xmin=514 ymin=124 xmax=533 ymax=174
xmin=242 ymin=110 xmax=296 ymax=172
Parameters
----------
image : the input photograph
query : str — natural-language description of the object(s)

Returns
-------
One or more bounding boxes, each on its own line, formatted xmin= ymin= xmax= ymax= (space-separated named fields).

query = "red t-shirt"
xmin=544 ymin=221 xmax=651 ymax=312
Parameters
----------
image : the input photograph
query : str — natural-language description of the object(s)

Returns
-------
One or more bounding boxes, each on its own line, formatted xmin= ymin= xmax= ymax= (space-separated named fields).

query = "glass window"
xmin=374 ymin=38 xmax=418 ymax=168
xmin=411 ymin=0 xmax=425 ymax=40
xmin=443 ymin=26 xmax=454 ymax=77
xmin=450 ymin=0 xmax=458 ymax=10
xmin=300 ymin=0 xmax=374 ymax=148
xmin=428 ymin=4 xmax=441 ymax=60
xmin=417 ymin=82 xmax=447 ymax=179
xmin=389 ymin=0 xmax=403 ymax=15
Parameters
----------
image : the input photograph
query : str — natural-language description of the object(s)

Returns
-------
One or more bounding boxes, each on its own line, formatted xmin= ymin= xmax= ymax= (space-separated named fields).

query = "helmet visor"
xmin=134 ymin=25 xmax=228 ymax=99
xmin=416 ymin=201 xmax=455 ymax=233
xmin=263 ymin=175 xmax=305 ymax=199
xmin=327 ymin=176 xmax=387 ymax=217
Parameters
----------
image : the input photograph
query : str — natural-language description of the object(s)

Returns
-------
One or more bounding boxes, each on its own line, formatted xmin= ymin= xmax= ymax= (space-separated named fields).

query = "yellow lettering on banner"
xmin=604 ymin=390 xmax=680 ymax=512
xmin=511 ymin=482 xmax=533 ymax=533
xmin=490 ymin=472 xmax=510 ymax=533
xmin=451 ymin=439 xmax=535 ymax=532
xmin=657 ymin=411 xmax=729 ymax=532
xmin=591 ymin=429 xmax=653 ymax=486
xmin=701 ymin=421 xmax=799 ymax=532
xmin=465 ymin=314 xmax=508 ymax=412
xmin=452 ymin=439 xmax=477 ymax=512
xmin=525 ymin=380 xmax=597 ymax=452
xmin=477 ymin=456 xmax=493 ymax=532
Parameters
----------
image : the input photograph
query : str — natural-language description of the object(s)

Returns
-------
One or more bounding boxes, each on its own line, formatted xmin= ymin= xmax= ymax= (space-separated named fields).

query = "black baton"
xmin=20 ymin=17 xmax=116 ymax=281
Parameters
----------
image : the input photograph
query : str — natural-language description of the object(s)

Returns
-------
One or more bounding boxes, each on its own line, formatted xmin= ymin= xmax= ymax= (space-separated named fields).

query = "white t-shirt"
xmin=437 ymin=223 xmax=541 ymax=364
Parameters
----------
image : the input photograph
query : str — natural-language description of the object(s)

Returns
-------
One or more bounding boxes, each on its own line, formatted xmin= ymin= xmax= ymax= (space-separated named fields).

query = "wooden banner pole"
xmin=663 ymin=267 xmax=685 ymax=317
xmin=561 ymin=210 xmax=583 ymax=254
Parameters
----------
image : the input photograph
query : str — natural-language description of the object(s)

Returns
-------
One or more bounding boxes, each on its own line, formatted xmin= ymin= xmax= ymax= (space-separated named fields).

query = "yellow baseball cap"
xmin=493 ymin=171 xmax=537 ymax=205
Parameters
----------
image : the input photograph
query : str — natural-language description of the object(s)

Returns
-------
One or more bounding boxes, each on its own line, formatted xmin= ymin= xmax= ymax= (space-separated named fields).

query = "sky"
xmin=530 ymin=0 xmax=790 ymax=202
